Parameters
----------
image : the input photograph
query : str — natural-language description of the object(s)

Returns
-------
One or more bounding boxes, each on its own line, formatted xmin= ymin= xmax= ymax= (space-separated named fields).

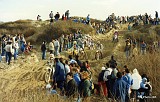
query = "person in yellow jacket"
xmin=132 ymin=44 xmax=138 ymax=59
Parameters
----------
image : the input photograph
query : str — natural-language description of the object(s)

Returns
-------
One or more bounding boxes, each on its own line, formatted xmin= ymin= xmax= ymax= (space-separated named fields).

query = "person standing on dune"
xmin=41 ymin=41 xmax=47 ymax=60
xmin=155 ymin=11 xmax=159 ymax=25
xmin=86 ymin=14 xmax=90 ymax=25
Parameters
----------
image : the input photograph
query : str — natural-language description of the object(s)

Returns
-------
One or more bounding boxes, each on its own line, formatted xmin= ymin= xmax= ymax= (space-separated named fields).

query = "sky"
xmin=0 ymin=0 xmax=160 ymax=22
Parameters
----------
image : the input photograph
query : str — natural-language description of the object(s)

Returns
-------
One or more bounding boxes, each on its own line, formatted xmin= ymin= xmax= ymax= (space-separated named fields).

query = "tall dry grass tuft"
xmin=155 ymin=25 xmax=160 ymax=36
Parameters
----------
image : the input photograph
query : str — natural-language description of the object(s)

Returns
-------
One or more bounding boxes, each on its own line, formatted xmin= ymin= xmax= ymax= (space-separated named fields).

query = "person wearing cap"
xmin=98 ymin=67 xmax=107 ymax=97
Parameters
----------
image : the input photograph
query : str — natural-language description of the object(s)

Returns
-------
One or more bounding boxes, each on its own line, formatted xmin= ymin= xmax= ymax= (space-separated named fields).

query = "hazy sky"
xmin=0 ymin=0 xmax=159 ymax=22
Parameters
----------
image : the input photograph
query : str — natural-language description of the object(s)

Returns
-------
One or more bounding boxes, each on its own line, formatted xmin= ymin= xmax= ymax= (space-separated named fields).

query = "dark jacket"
xmin=76 ymin=59 xmax=82 ymax=67
xmin=55 ymin=14 xmax=60 ymax=19
xmin=41 ymin=44 xmax=46 ymax=51
xmin=141 ymin=43 xmax=146 ymax=50
xmin=80 ymin=66 xmax=87 ymax=72
xmin=53 ymin=61 xmax=66 ymax=81
xmin=108 ymin=59 xmax=117 ymax=68
xmin=98 ymin=70 xmax=105 ymax=82
xmin=66 ymin=79 xmax=78 ymax=97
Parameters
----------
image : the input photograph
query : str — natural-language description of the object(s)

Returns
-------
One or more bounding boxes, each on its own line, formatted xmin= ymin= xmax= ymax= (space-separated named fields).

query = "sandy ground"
xmin=0 ymin=53 xmax=47 ymax=95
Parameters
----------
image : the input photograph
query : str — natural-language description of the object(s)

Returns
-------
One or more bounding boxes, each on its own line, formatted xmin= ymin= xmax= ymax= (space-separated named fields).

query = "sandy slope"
xmin=0 ymin=53 xmax=46 ymax=96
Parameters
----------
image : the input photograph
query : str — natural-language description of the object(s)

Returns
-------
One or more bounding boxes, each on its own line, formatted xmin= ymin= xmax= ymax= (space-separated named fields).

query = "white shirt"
xmin=54 ymin=40 xmax=60 ymax=47
xmin=13 ymin=42 xmax=19 ymax=49
xmin=49 ymin=42 xmax=54 ymax=50
xmin=5 ymin=44 xmax=12 ymax=52
xmin=65 ymin=64 xmax=70 ymax=74
xmin=103 ymin=68 xmax=112 ymax=81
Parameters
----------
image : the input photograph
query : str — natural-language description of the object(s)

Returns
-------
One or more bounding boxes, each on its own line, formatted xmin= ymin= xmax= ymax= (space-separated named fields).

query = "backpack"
xmin=89 ymin=80 xmax=94 ymax=90
xmin=103 ymin=70 xmax=110 ymax=81
xmin=110 ymin=70 xmax=116 ymax=80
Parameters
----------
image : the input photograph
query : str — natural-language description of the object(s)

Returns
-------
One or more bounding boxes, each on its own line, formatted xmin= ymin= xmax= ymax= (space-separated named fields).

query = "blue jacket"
xmin=53 ymin=61 xmax=66 ymax=81
xmin=141 ymin=43 xmax=146 ymax=50
xmin=73 ymin=73 xmax=81 ymax=86
xmin=122 ymin=73 xmax=133 ymax=90
xmin=113 ymin=78 xmax=128 ymax=102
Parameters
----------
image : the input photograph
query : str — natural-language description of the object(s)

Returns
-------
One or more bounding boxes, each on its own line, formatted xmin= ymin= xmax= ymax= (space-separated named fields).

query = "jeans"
xmin=59 ymin=44 xmax=63 ymax=52
xmin=141 ymin=49 xmax=146 ymax=55
xmin=14 ymin=49 xmax=18 ymax=60
xmin=57 ymin=81 xmax=65 ymax=91
xmin=64 ymin=44 xmax=68 ymax=51
xmin=125 ymin=50 xmax=130 ymax=59
xmin=42 ymin=51 xmax=46 ymax=60
xmin=6 ymin=52 xmax=12 ymax=65
xmin=54 ymin=46 xmax=59 ymax=56
xmin=1 ymin=48 xmax=6 ymax=56
xmin=68 ymin=42 xmax=72 ymax=49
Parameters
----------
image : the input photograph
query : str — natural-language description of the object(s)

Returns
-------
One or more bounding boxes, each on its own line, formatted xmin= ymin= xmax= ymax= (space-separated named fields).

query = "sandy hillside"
xmin=1 ymin=23 xmax=159 ymax=102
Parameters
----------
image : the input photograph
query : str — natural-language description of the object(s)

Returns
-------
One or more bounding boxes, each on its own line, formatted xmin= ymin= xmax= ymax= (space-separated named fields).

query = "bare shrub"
xmin=24 ymin=28 xmax=36 ymax=37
